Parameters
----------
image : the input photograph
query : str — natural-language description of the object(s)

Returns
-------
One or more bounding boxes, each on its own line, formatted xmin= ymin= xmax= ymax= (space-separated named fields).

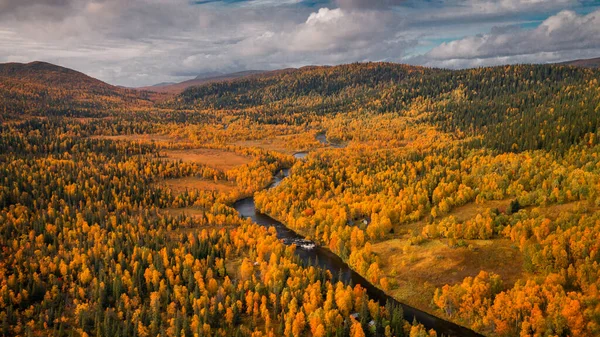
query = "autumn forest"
xmin=1 ymin=60 xmax=600 ymax=337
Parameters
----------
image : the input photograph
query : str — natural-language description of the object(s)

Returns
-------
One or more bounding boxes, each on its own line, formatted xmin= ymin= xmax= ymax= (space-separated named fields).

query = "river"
xmin=233 ymin=150 xmax=483 ymax=337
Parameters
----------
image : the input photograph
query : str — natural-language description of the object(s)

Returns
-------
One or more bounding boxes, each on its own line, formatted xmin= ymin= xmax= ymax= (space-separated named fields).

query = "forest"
xmin=1 ymin=61 xmax=600 ymax=337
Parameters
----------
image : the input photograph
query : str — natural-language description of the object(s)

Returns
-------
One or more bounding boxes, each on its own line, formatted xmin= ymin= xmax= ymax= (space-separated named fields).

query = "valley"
xmin=1 ymin=61 xmax=600 ymax=337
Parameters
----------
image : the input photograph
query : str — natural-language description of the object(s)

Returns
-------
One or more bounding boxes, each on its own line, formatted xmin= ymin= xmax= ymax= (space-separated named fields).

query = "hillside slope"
xmin=137 ymin=70 xmax=267 ymax=94
xmin=558 ymin=56 xmax=600 ymax=68
xmin=2 ymin=60 xmax=600 ymax=337
xmin=168 ymin=62 xmax=600 ymax=152
xmin=0 ymin=61 xmax=152 ymax=117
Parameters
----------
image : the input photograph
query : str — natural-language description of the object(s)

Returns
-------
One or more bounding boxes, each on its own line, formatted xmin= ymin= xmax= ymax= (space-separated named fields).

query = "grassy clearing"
xmin=234 ymin=132 xmax=321 ymax=154
xmin=162 ymin=207 xmax=239 ymax=238
xmin=527 ymin=201 xmax=588 ymax=219
xmin=157 ymin=176 xmax=237 ymax=194
xmin=376 ymin=199 xmax=591 ymax=313
xmin=91 ymin=133 xmax=186 ymax=144
xmin=376 ymin=198 xmax=522 ymax=312
xmin=373 ymin=237 xmax=522 ymax=312
xmin=396 ymin=199 xmax=513 ymax=235
xmin=162 ymin=148 xmax=252 ymax=171
xmin=234 ymin=138 xmax=294 ymax=154
xmin=450 ymin=199 xmax=512 ymax=222
xmin=164 ymin=207 xmax=206 ymax=219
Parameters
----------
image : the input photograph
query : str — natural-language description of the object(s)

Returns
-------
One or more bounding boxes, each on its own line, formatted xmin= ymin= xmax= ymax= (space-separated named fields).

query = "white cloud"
xmin=0 ymin=0 xmax=597 ymax=85
xmin=288 ymin=8 xmax=392 ymax=52
xmin=334 ymin=0 xmax=406 ymax=9
xmin=306 ymin=7 xmax=344 ymax=24
xmin=422 ymin=9 xmax=600 ymax=67
xmin=177 ymin=7 xmax=414 ymax=76
xmin=465 ymin=0 xmax=577 ymax=13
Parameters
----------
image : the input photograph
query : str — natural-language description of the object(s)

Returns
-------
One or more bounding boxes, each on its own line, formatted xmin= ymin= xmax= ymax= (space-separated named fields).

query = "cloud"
xmin=0 ymin=0 xmax=81 ymax=21
xmin=289 ymin=8 xmax=394 ymax=52
xmin=395 ymin=0 xmax=582 ymax=27
xmin=0 ymin=0 xmax=597 ymax=85
xmin=421 ymin=9 xmax=600 ymax=67
xmin=0 ymin=0 xmax=73 ymax=12
xmin=464 ymin=0 xmax=577 ymax=13
xmin=0 ymin=0 xmax=416 ymax=86
xmin=179 ymin=7 xmax=415 ymax=75
xmin=334 ymin=0 xmax=406 ymax=9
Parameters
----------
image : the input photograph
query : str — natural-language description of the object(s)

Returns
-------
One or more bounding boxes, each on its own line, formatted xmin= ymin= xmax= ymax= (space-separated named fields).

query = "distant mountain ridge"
xmin=138 ymin=70 xmax=267 ymax=94
xmin=151 ymin=82 xmax=177 ymax=87
xmin=557 ymin=57 xmax=600 ymax=68
xmin=194 ymin=71 xmax=226 ymax=80
xmin=195 ymin=70 xmax=265 ymax=80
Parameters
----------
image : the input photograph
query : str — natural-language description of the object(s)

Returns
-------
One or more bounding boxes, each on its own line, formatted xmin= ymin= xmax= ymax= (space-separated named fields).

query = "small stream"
xmin=316 ymin=132 xmax=345 ymax=149
xmin=233 ymin=150 xmax=483 ymax=337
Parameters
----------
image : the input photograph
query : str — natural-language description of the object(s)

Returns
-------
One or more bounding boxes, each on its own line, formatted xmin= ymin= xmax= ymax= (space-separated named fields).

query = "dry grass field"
xmin=375 ymin=199 xmax=593 ymax=313
xmin=91 ymin=133 xmax=186 ymax=144
xmin=162 ymin=148 xmax=252 ymax=171
xmin=373 ymin=237 xmax=522 ymax=312
xmin=396 ymin=199 xmax=512 ymax=235
xmin=157 ymin=176 xmax=237 ymax=194
xmin=163 ymin=206 xmax=242 ymax=229
xmin=527 ymin=200 xmax=588 ymax=219
xmin=376 ymin=199 xmax=520 ymax=312
xmin=234 ymin=133 xmax=321 ymax=154
xmin=163 ymin=207 xmax=206 ymax=219
xmin=234 ymin=138 xmax=294 ymax=154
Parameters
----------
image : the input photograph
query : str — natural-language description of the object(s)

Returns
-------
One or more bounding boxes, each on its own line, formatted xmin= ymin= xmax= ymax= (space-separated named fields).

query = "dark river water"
xmin=232 ymin=157 xmax=483 ymax=337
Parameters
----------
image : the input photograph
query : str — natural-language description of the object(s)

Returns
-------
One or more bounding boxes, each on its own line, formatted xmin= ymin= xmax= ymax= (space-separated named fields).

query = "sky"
xmin=1 ymin=0 xmax=599 ymax=87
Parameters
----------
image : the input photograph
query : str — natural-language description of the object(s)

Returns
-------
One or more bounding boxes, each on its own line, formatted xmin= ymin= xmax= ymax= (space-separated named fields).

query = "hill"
xmin=168 ymin=62 xmax=600 ymax=153
xmin=137 ymin=70 xmax=267 ymax=94
xmin=0 ymin=61 xmax=152 ymax=117
xmin=2 ymin=60 xmax=600 ymax=337
xmin=558 ymin=56 xmax=600 ymax=68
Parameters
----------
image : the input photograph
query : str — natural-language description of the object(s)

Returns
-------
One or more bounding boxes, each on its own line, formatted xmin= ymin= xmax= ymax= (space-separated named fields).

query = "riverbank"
xmin=232 ymin=167 xmax=483 ymax=337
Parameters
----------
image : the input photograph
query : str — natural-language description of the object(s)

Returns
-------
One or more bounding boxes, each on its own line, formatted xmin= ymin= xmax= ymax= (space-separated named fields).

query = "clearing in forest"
xmin=157 ymin=176 xmax=236 ymax=194
xmin=372 ymin=237 xmax=522 ymax=313
xmin=162 ymin=148 xmax=252 ymax=171
xmin=374 ymin=198 xmax=521 ymax=312
xmin=374 ymin=199 xmax=593 ymax=313
xmin=233 ymin=133 xmax=321 ymax=155
xmin=91 ymin=133 xmax=185 ymax=144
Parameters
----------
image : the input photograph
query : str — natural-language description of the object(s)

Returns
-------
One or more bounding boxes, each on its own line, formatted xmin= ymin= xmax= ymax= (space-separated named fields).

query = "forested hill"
xmin=2 ymin=60 xmax=599 ymax=152
xmin=169 ymin=63 xmax=434 ymax=112
xmin=169 ymin=62 xmax=600 ymax=153
xmin=0 ymin=61 xmax=152 ymax=117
